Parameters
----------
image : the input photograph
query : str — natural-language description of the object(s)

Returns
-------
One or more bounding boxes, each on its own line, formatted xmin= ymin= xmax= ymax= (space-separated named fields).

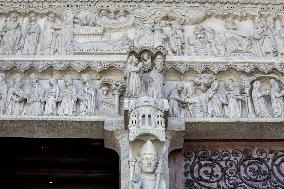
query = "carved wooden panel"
xmin=169 ymin=141 xmax=284 ymax=189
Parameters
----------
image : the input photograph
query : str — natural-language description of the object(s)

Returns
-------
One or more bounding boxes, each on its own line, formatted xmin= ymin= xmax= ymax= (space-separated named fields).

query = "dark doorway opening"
xmin=0 ymin=138 xmax=119 ymax=189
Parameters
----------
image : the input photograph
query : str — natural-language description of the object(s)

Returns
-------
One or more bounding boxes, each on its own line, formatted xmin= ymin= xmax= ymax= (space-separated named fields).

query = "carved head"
xmin=225 ymin=79 xmax=235 ymax=91
xmin=48 ymin=13 xmax=55 ymax=22
xmin=64 ymin=75 xmax=73 ymax=87
xmin=29 ymin=73 xmax=38 ymax=86
xmin=139 ymin=140 xmax=158 ymax=174
xmin=49 ymin=78 xmax=57 ymax=86
xmin=154 ymin=54 xmax=164 ymax=71
xmin=225 ymin=17 xmax=236 ymax=30
xmin=176 ymin=83 xmax=184 ymax=93
xmin=194 ymin=25 xmax=205 ymax=39
xmin=141 ymin=52 xmax=150 ymax=61
xmin=100 ymin=10 xmax=109 ymax=17
xmin=81 ymin=74 xmax=90 ymax=84
xmin=206 ymin=27 xmax=216 ymax=40
xmin=253 ymin=80 xmax=261 ymax=89
xmin=29 ymin=12 xmax=37 ymax=22
xmin=128 ymin=54 xmax=139 ymax=65
xmin=10 ymin=13 xmax=18 ymax=22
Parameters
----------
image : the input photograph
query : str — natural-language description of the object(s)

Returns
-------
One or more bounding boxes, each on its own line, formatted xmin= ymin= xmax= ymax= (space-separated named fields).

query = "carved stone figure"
xmin=169 ymin=83 xmax=184 ymax=117
xmin=26 ymin=73 xmax=44 ymax=116
xmin=0 ymin=73 xmax=7 ymax=115
xmin=224 ymin=17 xmax=252 ymax=54
xmin=135 ymin=23 xmax=154 ymax=47
xmin=78 ymin=74 xmax=95 ymax=116
xmin=252 ymin=80 xmax=270 ymax=117
xmin=148 ymin=55 xmax=164 ymax=99
xmin=224 ymin=79 xmax=244 ymax=118
xmin=7 ymin=74 xmax=26 ymax=115
xmin=130 ymin=140 xmax=166 ymax=189
xmin=140 ymin=51 xmax=152 ymax=70
xmin=207 ymin=80 xmax=227 ymax=118
xmin=153 ymin=24 xmax=167 ymax=48
xmin=22 ymin=13 xmax=40 ymax=55
xmin=184 ymin=83 xmax=205 ymax=118
xmin=44 ymin=78 xmax=59 ymax=116
xmin=40 ymin=13 xmax=61 ymax=55
xmin=270 ymin=79 xmax=284 ymax=118
xmin=206 ymin=27 xmax=225 ymax=55
xmin=0 ymin=13 xmax=21 ymax=55
xmin=169 ymin=21 xmax=184 ymax=55
xmin=57 ymin=76 xmax=77 ymax=116
xmin=61 ymin=12 xmax=74 ymax=55
xmin=190 ymin=25 xmax=210 ymax=55
xmin=115 ymin=33 xmax=133 ymax=50
xmin=253 ymin=16 xmax=278 ymax=57
xmin=126 ymin=55 xmax=143 ymax=98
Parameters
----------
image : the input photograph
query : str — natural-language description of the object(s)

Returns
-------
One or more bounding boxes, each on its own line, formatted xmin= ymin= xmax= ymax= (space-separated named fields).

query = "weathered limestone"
xmin=0 ymin=1 xmax=284 ymax=189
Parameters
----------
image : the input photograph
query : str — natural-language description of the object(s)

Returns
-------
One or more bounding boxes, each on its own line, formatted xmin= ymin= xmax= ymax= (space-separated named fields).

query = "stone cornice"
xmin=1 ymin=56 xmax=284 ymax=73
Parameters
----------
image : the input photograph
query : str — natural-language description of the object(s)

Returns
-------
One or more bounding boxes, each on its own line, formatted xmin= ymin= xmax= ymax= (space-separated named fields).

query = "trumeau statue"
xmin=44 ymin=78 xmax=59 ymax=116
xmin=0 ymin=73 xmax=7 ymax=115
xmin=252 ymin=80 xmax=271 ymax=118
xmin=270 ymin=79 xmax=284 ymax=118
xmin=26 ymin=73 xmax=44 ymax=116
xmin=22 ymin=13 xmax=40 ymax=55
xmin=0 ymin=13 xmax=21 ymax=55
xmin=7 ymin=74 xmax=26 ymax=115
xmin=78 ymin=74 xmax=95 ymax=116
xmin=126 ymin=54 xmax=143 ymax=98
xmin=148 ymin=54 xmax=165 ymax=99
xmin=130 ymin=140 xmax=166 ymax=189
xmin=57 ymin=76 xmax=77 ymax=116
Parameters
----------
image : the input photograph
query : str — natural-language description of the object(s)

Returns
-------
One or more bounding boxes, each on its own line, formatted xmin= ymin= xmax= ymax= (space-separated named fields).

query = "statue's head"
xmin=64 ymin=75 xmax=73 ymax=87
xmin=49 ymin=78 xmax=57 ymax=86
xmin=10 ymin=13 xmax=18 ymax=22
xmin=29 ymin=73 xmax=38 ymax=86
xmin=29 ymin=12 xmax=37 ymax=22
xmin=139 ymin=140 xmax=158 ymax=174
xmin=253 ymin=80 xmax=261 ymax=88
xmin=48 ymin=13 xmax=55 ymax=22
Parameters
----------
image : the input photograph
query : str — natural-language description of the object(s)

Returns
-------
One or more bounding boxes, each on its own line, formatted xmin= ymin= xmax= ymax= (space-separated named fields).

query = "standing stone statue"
xmin=130 ymin=140 xmax=166 ymax=189
xmin=207 ymin=80 xmax=227 ymax=118
xmin=148 ymin=55 xmax=164 ymax=99
xmin=126 ymin=54 xmax=143 ymax=98
xmin=22 ymin=13 xmax=40 ymax=55
xmin=168 ymin=83 xmax=184 ymax=117
xmin=169 ymin=21 xmax=184 ymax=55
xmin=252 ymin=80 xmax=270 ymax=117
xmin=270 ymin=79 xmax=284 ymax=118
xmin=0 ymin=73 xmax=7 ymax=115
xmin=44 ymin=78 xmax=59 ymax=116
xmin=57 ymin=76 xmax=77 ymax=116
xmin=153 ymin=25 xmax=167 ymax=48
xmin=61 ymin=11 xmax=73 ymax=55
xmin=78 ymin=74 xmax=95 ymax=116
xmin=27 ymin=73 xmax=44 ymax=116
xmin=40 ymin=13 xmax=61 ymax=55
xmin=184 ymin=83 xmax=205 ymax=118
xmin=7 ymin=74 xmax=26 ymax=115
xmin=224 ymin=79 xmax=244 ymax=118
xmin=0 ymin=13 xmax=21 ymax=55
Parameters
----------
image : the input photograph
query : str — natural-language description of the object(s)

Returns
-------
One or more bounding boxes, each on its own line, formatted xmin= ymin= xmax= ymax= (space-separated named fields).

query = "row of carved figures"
xmin=168 ymin=76 xmax=284 ymax=118
xmin=0 ymin=73 xmax=97 ymax=116
xmin=137 ymin=16 xmax=284 ymax=56
xmin=2 ymin=11 xmax=284 ymax=57
xmin=0 ymin=12 xmax=72 ymax=55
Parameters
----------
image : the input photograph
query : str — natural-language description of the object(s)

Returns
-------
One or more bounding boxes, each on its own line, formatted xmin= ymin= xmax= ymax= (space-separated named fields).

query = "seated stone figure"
xmin=130 ymin=140 xmax=166 ymax=189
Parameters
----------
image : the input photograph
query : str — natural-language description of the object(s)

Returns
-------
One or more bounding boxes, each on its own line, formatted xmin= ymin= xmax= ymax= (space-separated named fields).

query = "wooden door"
xmin=0 ymin=138 xmax=119 ymax=189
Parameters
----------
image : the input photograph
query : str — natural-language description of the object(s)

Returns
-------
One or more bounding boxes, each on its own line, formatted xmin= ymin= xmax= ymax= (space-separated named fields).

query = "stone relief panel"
xmin=1 ymin=4 xmax=284 ymax=57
